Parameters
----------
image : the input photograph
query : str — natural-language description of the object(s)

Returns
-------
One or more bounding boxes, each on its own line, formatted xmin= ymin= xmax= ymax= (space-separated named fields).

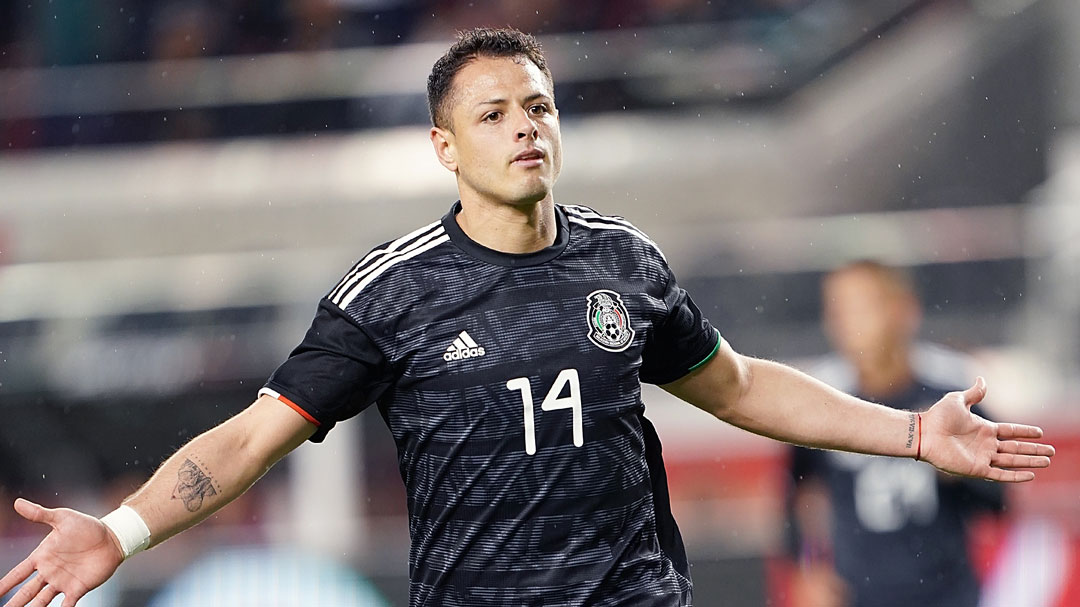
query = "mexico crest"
xmin=586 ymin=289 xmax=635 ymax=352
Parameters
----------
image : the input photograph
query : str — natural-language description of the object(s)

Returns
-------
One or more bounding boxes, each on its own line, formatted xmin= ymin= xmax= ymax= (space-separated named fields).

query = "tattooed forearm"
xmin=172 ymin=457 xmax=219 ymax=512
xmin=905 ymin=413 xmax=916 ymax=450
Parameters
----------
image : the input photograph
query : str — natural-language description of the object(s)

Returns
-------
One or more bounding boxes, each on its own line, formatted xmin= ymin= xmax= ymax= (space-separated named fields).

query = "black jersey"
xmin=789 ymin=347 xmax=1004 ymax=607
xmin=262 ymin=202 xmax=721 ymax=606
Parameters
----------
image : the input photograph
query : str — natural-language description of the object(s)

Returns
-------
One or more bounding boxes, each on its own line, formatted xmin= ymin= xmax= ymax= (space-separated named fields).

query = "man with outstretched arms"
xmin=1 ymin=28 xmax=1054 ymax=607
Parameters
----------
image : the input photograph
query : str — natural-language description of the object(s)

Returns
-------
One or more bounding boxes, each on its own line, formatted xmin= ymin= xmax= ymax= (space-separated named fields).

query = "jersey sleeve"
xmin=639 ymin=267 xmax=722 ymax=385
xmin=260 ymin=298 xmax=394 ymax=442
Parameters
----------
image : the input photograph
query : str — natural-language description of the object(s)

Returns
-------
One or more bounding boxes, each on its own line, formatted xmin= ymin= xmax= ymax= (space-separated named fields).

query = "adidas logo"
xmin=443 ymin=331 xmax=486 ymax=362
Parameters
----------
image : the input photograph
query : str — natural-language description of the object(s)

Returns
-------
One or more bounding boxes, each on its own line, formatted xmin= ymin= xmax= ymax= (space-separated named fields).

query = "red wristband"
xmin=915 ymin=413 xmax=923 ymax=461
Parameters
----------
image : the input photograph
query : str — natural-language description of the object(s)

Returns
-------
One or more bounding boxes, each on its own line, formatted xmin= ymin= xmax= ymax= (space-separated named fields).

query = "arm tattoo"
xmin=905 ymin=413 xmax=916 ymax=451
xmin=172 ymin=457 xmax=219 ymax=512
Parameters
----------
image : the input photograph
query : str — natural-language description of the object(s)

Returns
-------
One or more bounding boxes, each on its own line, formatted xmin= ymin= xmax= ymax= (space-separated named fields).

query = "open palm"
xmin=0 ymin=499 xmax=123 ymax=607
xmin=921 ymin=377 xmax=1054 ymax=482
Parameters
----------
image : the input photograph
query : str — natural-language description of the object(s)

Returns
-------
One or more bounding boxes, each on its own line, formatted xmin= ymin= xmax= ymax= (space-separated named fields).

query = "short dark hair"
xmin=427 ymin=27 xmax=552 ymax=129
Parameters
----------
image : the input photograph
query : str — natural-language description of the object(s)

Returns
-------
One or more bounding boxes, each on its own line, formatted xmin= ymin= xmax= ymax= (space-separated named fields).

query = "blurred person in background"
xmin=783 ymin=260 xmax=1006 ymax=607
xmin=0 ymin=29 xmax=1053 ymax=607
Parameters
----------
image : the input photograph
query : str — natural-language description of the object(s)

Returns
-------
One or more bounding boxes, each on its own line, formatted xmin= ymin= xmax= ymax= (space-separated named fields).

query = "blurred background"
xmin=2 ymin=0 xmax=1079 ymax=605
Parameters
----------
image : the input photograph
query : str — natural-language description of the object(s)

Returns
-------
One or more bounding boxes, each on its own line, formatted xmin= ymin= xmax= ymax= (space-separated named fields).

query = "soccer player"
xmin=0 ymin=28 xmax=1054 ymax=607
xmin=784 ymin=261 xmax=1006 ymax=607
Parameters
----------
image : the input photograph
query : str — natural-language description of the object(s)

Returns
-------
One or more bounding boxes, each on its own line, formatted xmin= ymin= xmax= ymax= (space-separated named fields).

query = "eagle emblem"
xmin=586 ymin=289 xmax=635 ymax=352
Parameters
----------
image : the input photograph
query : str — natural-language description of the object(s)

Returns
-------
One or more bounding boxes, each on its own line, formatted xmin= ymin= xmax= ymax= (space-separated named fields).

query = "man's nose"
xmin=515 ymin=110 xmax=539 ymax=141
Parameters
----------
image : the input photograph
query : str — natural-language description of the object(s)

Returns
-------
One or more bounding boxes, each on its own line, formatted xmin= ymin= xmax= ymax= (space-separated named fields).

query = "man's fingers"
xmin=27 ymin=584 xmax=59 ymax=607
xmin=984 ymin=467 xmax=1036 ymax=483
xmin=991 ymin=452 xmax=1052 ymax=469
xmin=998 ymin=439 xmax=1055 ymax=457
xmin=997 ymin=423 xmax=1048 ymax=442
xmin=13 ymin=499 xmax=53 ymax=527
xmin=60 ymin=588 xmax=87 ymax=607
xmin=4 ymin=574 xmax=47 ymax=607
xmin=961 ymin=376 xmax=987 ymax=408
xmin=0 ymin=559 xmax=36 ymax=600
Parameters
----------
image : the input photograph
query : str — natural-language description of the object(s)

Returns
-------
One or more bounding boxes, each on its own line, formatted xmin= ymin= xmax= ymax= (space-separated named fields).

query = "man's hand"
xmin=922 ymin=377 xmax=1055 ymax=481
xmin=0 ymin=499 xmax=124 ymax=607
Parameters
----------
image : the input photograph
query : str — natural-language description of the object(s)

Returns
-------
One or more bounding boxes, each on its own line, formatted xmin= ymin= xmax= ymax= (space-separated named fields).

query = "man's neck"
xmin=455 ymin=195 xmax=558 ymax=254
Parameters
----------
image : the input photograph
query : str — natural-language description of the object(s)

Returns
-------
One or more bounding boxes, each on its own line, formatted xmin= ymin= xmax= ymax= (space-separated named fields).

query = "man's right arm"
xmin=0 ymin=395 xmax=315 ymax=607
xmin=125 ymin=394 xmax=316 ymax=548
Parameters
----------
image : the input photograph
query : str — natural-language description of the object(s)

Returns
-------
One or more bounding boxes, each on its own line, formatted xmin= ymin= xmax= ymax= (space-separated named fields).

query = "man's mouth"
xmin=512 ymin=149 xmax=546 ymax=167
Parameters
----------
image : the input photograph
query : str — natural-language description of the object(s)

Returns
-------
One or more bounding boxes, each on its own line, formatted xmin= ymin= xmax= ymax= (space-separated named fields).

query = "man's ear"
xmin=430 ymin=126 xmax=457 ymax=172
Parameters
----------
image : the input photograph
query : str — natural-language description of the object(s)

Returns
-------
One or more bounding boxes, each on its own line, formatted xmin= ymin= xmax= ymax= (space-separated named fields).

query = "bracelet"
xmin=100 ymin=505 xmax=151 ymax=559
xmin=915 ymin=413 xmax=923 ymax=461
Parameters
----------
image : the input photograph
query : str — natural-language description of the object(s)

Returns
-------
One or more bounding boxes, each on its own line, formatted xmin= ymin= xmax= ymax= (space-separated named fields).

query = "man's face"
xmin=823 ymin=268 xmax=919 ymax=361
xmin=431 ymin=55 xmax=562 ymax=207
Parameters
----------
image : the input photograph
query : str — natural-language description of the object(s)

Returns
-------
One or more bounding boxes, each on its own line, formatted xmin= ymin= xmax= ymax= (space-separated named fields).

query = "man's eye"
xmin=484 ymin=111 xmax=501 ymax=122
xmin=529 ymin=104 xmax=549 ymax=115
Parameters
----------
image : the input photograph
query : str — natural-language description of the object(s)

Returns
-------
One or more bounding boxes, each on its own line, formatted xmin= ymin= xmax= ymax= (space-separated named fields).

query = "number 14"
xmin=506 ymin=368 xmax=583 ymax=455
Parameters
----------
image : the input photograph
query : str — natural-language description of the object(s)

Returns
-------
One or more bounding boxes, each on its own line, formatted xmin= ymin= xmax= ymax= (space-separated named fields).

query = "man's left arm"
xmin=661 ymin=340 xmax=1054 ymax=482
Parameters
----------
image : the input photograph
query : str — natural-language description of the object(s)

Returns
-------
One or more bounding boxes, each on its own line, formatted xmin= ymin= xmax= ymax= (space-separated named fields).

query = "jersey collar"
xmin=441 ymin=201 xmax=570 ymax=267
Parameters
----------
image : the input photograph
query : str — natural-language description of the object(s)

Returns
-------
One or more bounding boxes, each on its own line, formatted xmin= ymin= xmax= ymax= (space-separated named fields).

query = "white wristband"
xmin=100 ymin=505 xmax=151 ymax=559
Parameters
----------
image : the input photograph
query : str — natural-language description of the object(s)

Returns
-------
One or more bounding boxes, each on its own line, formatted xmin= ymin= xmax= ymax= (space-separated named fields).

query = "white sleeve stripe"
xmin=562 ymin=205 xmax=632 ymax=227
xmin=562 ymin=205 xmax=662 ymax=254
xmin=331 ymin=227 xmax=447 ymax=306
xmin=329 ymin=220 xmax=441 ymax=300
xmin=328 ymin=220 xmax=442 ymax=301
xmin=336 ymin=234 xmax=451 ymax=309
xmin=258 ymin=387 xmax=280 ymax=400
xmin=337 ymin=226 xmax=445 ymax=295
xmin=566 ymin=216 xmax=667 ymax=262
xmin=562 ymin=205 xmax=649 ymax=237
